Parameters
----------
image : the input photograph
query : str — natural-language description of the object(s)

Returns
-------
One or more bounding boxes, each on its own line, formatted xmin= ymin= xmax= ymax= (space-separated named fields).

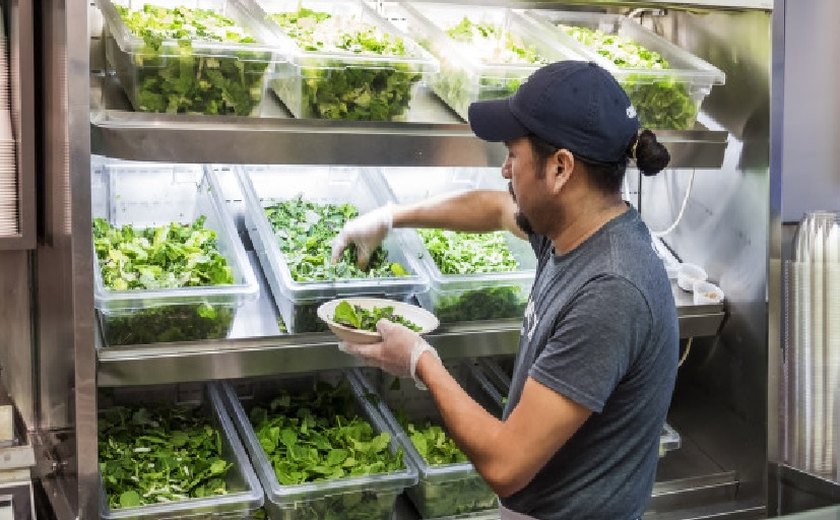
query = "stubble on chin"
xmin=509 ymin=182 xmax=535 ymax=235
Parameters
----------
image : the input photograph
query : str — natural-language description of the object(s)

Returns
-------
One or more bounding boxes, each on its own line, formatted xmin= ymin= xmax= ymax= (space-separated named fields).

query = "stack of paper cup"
xmin=0 ymin=8 xmax=18 ymax=237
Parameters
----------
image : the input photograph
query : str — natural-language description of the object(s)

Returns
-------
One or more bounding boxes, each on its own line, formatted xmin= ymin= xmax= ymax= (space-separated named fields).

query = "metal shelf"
xmin=90 ymin=74 xmax=729 ymax=169
xmin=96 ymin=253 xmax=724 ymax=387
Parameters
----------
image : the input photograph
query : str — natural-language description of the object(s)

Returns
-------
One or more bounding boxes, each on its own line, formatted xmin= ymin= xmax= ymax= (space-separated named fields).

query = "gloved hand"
xmin=341 ymin=319 xmax=440 ymax=390
xmin=331 ymin=203 xmax=394 ymax=269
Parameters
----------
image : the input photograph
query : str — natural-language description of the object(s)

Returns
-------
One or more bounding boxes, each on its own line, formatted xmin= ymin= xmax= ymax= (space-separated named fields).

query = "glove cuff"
xmin=410 ymin=339 xmax=440 ymax=391
xmin=381 ymin=202 xmax=395 ymax=231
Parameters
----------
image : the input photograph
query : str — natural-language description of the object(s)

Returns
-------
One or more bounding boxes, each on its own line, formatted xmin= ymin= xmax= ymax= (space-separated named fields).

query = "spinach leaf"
xmin=113 ymin=4 xmax=269 ymax=116
xmin=561 ymin=25 xmax=697 ymax=130
xmin=396 ymin=413 xmax=497 ymax=516
xmin=99 ymin=404 xmax=232 ymax=509
xmin=268 ymin=7 xmax=423 ymax=120
xmin=248 ymin=380 xmax=405 ymax=518
xmin=332 ymin=301 xmax=421 ymax=332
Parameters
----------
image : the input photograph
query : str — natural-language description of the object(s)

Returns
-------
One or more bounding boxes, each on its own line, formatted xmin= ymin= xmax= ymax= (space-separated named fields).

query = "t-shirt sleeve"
xmin=529 ymin=275 xmax=652 ymax=414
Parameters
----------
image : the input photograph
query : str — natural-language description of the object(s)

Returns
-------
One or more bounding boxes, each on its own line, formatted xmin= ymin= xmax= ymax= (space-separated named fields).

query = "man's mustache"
xmin=508 ymin=182 xmax=516 ymax=202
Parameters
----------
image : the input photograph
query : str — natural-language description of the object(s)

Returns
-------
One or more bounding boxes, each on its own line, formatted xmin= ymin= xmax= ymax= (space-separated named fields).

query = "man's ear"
xmin=547 ymin=149 xmax=575 ymax=194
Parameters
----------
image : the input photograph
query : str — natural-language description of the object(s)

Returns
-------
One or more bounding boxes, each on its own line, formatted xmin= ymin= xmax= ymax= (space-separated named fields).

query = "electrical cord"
xmin=678 ymin=337 xmax=693 ymax=368
xmin=651 ymin=168 xmax=697 ymax=238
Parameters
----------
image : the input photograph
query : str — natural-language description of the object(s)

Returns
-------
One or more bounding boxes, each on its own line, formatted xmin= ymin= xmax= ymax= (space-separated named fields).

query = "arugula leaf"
xmin=418 ymin=228 xmax=519 ymax=275
xmin=113 ymin=4 xmax=269 ymax=115
xmin=99 ymin=404 xmax=232 ymax=510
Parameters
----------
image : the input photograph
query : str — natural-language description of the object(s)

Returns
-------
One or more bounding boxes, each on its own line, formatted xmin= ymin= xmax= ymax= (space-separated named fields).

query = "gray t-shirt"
xmin=500 ymin=207 xmax=678 ymax=519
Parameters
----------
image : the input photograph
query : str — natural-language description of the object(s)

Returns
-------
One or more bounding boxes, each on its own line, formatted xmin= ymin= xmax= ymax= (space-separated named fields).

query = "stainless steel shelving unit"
xmin=90 ymin=74 xmax=729 ymax=168
xmin=96 ymin=255 xmax=725 ymax=387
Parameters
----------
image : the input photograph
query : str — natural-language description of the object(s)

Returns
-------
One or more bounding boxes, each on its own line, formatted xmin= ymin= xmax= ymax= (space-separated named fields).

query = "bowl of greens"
xmin=317 ymin=297 xmax=439 ymax=344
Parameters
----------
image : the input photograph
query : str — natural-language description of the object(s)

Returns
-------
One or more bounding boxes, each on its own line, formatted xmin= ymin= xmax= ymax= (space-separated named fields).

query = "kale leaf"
xmin=99 ymin=404 xmax=232 ymax=509
xmin=263 ymin=196 xmax=408 ymax=283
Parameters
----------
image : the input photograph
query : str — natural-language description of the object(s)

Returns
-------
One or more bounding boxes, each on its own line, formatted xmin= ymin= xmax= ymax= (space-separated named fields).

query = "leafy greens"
xmin=248 ymin=380 xmax=405 ymax=518
xmin=332 ymin=301 xmax=421 ymax=332
xmin=560 ymin=24 xmax=697 ymax=130
xmin=93 ymin=216 xmax=237 ymax=345
xmin=269 ymin=7 xmax=422 ymax=120
xmin=113 ymin=4 xmax=270 ymax=115
xmin=99 ymin=404 xmax=232 ymax=509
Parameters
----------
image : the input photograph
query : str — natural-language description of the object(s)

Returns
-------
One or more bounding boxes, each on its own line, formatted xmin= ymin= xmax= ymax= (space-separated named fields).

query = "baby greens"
xmin=249 ymin=380 xmax=405 ymax=518
xmin=269 ymin=7 xmax=422 ymax=120
xmin=99 ymin=404 xmax=232 ymax=509
xmin=560 ymin=25 xmax=697 ymax=130
xmin=397 ymin=412 xmax=497 ymax=516
xmin=333 ymin=301 xmax=421 ymax=332
xmin=113 ymin=3 xmax=269 ymax=115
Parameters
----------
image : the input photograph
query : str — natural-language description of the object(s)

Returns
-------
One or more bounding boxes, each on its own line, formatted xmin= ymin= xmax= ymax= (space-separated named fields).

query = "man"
xmin=332 ymin=61 xmax=678 ymax=519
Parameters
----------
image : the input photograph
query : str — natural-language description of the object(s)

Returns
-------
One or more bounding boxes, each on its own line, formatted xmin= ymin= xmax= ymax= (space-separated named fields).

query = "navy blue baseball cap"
xmin=468 ymin=61 xmax=639 ymax=164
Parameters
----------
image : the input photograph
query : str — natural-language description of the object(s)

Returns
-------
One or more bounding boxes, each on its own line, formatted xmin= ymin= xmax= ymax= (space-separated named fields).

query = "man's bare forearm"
xmin=392 ymin=190 xmax=520 ymax=235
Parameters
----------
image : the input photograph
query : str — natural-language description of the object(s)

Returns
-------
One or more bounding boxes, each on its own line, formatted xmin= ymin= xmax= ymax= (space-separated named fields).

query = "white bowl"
xmin=677 ymin=263 xmax=708 ymax=292
xmin=317 ymin=297 xmax=439 ymax=345
xmin=692 ymin=280 xmax=724 ymax=305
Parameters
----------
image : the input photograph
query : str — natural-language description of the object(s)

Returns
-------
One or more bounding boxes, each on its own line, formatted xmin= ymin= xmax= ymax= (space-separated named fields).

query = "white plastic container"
xmin=97 ymin=0 xmax=279 ymax=116
xmin=677 ymin=263 xmax=707 ymax=292
xmin=692 ymin=280 xmax=724 ymax=305
xmin=232 ymin=164 xmax=429 ymax=333
xmin=351 ymin=363 xmax=503 ymax=518
xmin=219 ymin=371 xmax=418 ymax=520
xmin=523 ymin=10 xmax=725 ymax=130
xmin=98 ymin=384 xmax=264 ymax=519
xmin=397 ymin=2 xmax=579 ymax=121
xmin=92 ymin=161 xmax=259 ymax=346
xmin=251 ymin=0 xmax=437 ymax=120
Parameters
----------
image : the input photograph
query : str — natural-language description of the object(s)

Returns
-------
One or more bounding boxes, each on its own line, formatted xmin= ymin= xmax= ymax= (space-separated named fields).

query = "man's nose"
xmin=501 ymin=158 xmax=512 ymax=179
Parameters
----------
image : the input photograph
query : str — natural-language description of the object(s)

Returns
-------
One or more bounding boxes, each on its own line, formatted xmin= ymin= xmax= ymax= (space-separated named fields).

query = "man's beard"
xmin=509 ymin=182 xmax=535 ymax=236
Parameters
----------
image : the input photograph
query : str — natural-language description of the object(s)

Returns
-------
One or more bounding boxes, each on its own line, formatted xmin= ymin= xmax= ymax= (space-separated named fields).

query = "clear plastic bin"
xmin=351 ymin=363 xmax=503 ymax=519
xmin=233 ymin=164 xmax=428 ymax=333
xmin=249 ymin=0 xmax=437 ymax=120
xmin=98 ymin=384 xmax=264 ymax=519
xmin=218 ymin=371 xmax=418 ymax=520
xmin=374 ymin=168 xmax=536 ymax=323
xmin=92 ymin=161 xmax=259 ymax=346
xmin=523 ymin=10 xmax=725 ymax=130
xmin=396 ymin=2 xmax=579 ymax=121
xmin=97 ymin=0 xmax=279 ymax=116
xmin=475 ymin=357 xmax=682 ymax=458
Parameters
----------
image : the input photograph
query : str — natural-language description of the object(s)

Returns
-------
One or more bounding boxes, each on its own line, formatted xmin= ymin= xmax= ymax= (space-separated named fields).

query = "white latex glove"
xmin=341 ymin=319 xmax=440 ymax=390
xmin=331 ymin=203 xmax=394 ymax=269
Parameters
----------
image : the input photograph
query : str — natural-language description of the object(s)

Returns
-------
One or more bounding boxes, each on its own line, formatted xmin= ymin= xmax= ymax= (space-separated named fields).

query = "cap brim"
xmin=468 ymin=98 xmax=530 ymax=143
